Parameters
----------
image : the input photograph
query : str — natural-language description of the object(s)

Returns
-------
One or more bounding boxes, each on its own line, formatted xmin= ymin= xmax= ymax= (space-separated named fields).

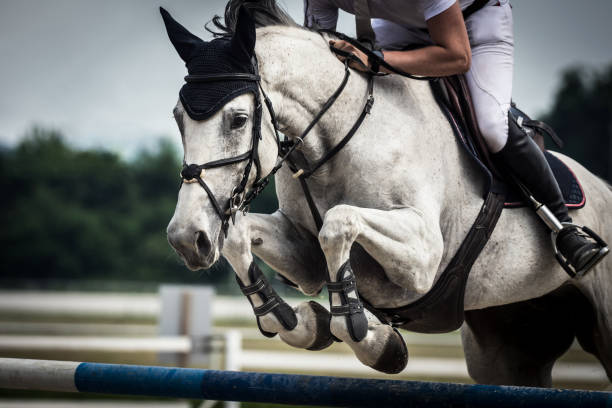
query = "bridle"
xmin=179 ymin=32 xmax=432 ymax=236
xmin=179 ymin=57 xmax=269 ymax=237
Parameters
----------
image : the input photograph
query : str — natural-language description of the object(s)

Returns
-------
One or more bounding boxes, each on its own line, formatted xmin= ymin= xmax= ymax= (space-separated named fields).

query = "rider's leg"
xmin=498 ymin=116 xmax=607 ymax=273
xmin=463 ymin=1 xmax=515 ymax=155
xmin=464 ymin=2 xmax=607 ymax=275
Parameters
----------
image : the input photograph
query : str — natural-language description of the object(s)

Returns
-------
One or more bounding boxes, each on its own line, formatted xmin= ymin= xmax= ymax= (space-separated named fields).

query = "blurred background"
xmin=1 ymin=0 xmax=611 ymax=407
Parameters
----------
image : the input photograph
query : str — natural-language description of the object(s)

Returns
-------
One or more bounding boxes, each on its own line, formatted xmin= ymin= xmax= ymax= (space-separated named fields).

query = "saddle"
xmin=435 ymin=75 xmax=585 ymax=209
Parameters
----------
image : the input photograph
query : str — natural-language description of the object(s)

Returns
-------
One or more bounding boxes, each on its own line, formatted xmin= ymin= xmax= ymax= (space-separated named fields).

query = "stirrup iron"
xmin=551 ymin=223 xmax=609 ymax=278
xmin=528 ymin=195 xmax=608 ymax=277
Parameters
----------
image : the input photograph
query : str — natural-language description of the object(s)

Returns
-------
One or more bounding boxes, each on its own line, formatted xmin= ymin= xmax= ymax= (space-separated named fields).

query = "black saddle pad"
xmin=503 ymin=151 xmax=585 ymax=209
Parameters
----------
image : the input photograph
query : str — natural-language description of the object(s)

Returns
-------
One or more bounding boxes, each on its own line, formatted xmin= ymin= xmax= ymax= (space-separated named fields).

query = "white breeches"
xmin=464 ymin=0 xmax=514 ymax=153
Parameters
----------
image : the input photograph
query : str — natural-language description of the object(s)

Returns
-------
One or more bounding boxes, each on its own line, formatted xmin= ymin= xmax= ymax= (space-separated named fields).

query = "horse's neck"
xmin=256 ymin=27 xmax=485 ymax=232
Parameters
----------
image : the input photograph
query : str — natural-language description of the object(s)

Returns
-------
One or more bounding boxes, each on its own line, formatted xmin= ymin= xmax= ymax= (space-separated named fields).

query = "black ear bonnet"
xmin=160 ymin=7 xmax=258 ymax=121
xmin=180 ymin=39 xmax=258 ymax=120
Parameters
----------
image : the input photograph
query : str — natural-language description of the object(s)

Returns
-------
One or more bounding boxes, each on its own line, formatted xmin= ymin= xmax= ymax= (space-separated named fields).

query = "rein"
xmin=319 ymin=29 xmax=438 ymax=81
xmin=283 ymin=64 xmax=374 ymax=230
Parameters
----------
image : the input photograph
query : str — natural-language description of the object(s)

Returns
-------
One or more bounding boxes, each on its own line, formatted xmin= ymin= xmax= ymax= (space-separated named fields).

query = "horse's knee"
xmin=318 ymin=205 xmax=360 ymax=256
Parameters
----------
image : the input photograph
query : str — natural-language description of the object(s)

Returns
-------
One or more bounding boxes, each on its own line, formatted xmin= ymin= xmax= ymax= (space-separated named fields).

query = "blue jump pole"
xmin=1 ymin=358 xmax=610 ymax=407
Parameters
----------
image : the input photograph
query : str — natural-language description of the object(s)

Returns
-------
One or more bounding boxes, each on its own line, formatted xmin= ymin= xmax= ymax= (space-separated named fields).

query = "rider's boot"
xmin=493 ymin=112 xmax=608 ymax=277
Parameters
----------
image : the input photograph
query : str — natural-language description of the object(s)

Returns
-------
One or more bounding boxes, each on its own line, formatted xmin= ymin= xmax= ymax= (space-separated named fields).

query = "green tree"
xmin=541 ymin=64 xmax=612 ymax=182
xmin=0 ymin=129 xmax=239 ymax=288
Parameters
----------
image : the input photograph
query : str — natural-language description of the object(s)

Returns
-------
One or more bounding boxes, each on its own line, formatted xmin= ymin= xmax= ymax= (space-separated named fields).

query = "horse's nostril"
xmin=195 ymin=231 xmax=212 ymax=256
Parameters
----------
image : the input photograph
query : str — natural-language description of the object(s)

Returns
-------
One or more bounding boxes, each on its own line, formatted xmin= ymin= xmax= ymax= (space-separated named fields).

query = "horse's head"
xmin=162 ymin=7 xmax=278 ymax=270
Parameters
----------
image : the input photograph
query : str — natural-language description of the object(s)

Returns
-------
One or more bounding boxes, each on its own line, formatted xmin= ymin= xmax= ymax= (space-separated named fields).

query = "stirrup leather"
xmin=551 ymin=223 xmax=609 ymax=278
xmin=327 ymin=261 xmax=368 ymax=342
xmin=237 ymin=262 xmax=297 ymax=337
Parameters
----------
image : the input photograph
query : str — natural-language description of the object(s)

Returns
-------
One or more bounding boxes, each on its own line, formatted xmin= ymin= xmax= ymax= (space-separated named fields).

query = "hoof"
xmin=371 ymin=328 xmax=408 ymax=374
xmin=306 ymin=301 xmax=334 ymax=351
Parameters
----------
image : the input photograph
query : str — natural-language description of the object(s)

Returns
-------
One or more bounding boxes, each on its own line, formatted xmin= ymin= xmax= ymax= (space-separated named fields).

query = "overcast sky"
xmin=1 ymin=0 xmax=611 ymax=156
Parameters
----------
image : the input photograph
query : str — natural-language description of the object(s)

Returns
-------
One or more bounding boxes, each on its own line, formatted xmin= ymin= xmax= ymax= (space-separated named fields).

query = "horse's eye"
xmin=231 ymin=113 xmax=248 ymax=129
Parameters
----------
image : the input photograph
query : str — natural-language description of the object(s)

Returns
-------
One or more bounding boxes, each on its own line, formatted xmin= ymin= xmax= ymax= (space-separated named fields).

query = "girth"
xmin=366 ymin=190 xmax=505 ymax=332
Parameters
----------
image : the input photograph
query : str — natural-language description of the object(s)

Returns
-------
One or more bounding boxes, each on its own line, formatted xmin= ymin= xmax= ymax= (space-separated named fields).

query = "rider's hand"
xmin=329 ymin=40 xmax=370 ymax=72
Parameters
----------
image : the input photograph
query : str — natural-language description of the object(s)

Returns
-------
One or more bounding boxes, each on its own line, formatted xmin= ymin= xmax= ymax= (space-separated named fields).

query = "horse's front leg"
xmin=222 ymin=210 xmax=334 ymax=351
xmin=319 ymin=204 xmax=445 ymax=374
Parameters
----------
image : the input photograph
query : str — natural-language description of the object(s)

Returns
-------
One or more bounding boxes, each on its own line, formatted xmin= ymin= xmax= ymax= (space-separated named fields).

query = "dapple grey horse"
xmin=164 ymin=3 xmax=612 ymax=387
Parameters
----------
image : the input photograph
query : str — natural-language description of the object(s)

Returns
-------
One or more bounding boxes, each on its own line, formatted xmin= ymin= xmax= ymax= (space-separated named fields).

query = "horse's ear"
xmin=231 ymin=7 xmax=256 ymax=63
xmin=160 ymin=7 xmax=204 ymax=63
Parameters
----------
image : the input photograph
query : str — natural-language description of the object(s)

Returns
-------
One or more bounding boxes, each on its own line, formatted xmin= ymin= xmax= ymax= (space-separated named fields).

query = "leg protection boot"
xmin=494 ymin=112 xmax=608 ymax=276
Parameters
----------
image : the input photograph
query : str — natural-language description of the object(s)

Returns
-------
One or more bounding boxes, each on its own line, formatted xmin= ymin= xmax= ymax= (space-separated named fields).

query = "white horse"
xmin=163 ymin=3 xmax=612 ymax=386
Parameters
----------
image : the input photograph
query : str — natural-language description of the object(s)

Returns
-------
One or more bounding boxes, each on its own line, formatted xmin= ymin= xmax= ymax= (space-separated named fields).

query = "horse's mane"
xmin=206 ymin=0 xmax=300 ymax=37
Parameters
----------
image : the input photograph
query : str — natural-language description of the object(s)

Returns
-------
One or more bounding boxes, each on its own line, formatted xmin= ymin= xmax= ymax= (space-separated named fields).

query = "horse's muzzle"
xmin=167 ymin=225 xmax=219 ymax=270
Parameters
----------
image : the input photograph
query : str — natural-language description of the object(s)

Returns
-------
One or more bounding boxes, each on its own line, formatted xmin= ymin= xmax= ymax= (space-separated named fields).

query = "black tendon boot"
xmin=494 ymin=112 xmax=608 ymax=276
